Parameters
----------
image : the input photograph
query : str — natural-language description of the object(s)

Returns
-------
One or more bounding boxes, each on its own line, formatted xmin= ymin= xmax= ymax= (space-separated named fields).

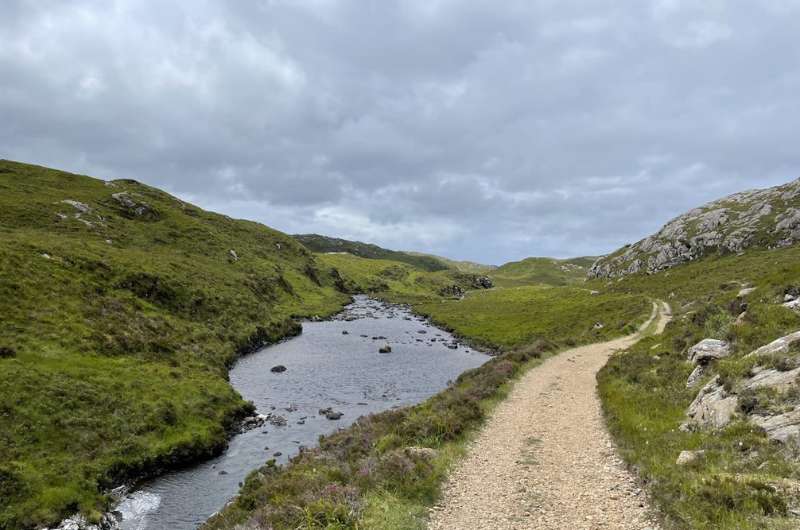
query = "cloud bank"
xmin=2 ymin=0 xmax=799 ymax=263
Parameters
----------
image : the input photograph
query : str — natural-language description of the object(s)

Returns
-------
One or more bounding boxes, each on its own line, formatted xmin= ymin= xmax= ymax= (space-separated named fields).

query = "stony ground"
xmin=428 ymin=302 xmax=671 ymax=530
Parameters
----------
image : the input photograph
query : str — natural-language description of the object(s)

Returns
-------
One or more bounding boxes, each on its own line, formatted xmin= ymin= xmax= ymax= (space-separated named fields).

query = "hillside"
xmin=491 ymin=256 xmax=596 ymax=287
xmin=292 ymin=234 xmax=450 ymax=272
xmin=406 ymin=252 xmax=497 ymax=275
xmin=590 ymin=178 xmax=800 ymax=278
xmin=0 ymin=160 xmax=354 ymax=528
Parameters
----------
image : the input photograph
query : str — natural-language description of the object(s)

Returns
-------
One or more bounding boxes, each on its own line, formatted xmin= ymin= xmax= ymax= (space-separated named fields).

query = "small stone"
xmin=270 ymin=365 xmax=287 ymax=373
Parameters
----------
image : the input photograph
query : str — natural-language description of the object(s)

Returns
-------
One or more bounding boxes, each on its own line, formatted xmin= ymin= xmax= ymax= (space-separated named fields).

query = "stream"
xmin=115 ymin=295 xmax=489 ymax=529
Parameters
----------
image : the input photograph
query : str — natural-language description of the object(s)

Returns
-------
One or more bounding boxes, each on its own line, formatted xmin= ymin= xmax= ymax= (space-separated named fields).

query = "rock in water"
xmin=379 ymin=345 xmax=392 ymax=353
xmin=270 ymin=365 xmax=287 ymax=373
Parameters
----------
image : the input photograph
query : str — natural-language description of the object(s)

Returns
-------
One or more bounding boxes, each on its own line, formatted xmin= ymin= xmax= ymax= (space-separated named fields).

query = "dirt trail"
xmin=428 ymin=301 xmax=671 ymax=530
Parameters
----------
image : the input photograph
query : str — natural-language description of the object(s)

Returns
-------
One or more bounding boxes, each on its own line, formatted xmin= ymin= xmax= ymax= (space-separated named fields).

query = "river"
xmin=115 ymin=295 xmax=489 ymax=529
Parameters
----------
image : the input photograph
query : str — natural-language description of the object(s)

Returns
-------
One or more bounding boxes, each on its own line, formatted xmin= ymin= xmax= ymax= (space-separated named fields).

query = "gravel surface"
xmin=428 ymin=302 xmax=671 ymax=530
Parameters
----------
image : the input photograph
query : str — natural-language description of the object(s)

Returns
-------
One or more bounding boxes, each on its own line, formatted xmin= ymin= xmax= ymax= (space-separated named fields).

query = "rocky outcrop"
xmin=589 ymin=178 xmax=800 ymax=278
xmin=684 ymin=331 xmax=800 ymax=443
xmin=111 ymin=192 xmax=159 ymax=220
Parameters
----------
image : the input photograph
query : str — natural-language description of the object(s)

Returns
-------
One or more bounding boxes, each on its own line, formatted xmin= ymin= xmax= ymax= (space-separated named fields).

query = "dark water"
xmin=116 ymin=295 xmax=489 ymax=530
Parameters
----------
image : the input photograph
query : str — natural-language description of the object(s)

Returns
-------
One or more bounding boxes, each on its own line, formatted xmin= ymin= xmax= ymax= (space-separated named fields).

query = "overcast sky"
xmin=2 ymin=1 xmax=800 ymax=264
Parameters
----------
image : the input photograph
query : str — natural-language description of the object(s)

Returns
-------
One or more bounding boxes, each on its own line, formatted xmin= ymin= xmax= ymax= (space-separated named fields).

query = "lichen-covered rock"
xmin=590 ymin=178 xmax=800 ymax=278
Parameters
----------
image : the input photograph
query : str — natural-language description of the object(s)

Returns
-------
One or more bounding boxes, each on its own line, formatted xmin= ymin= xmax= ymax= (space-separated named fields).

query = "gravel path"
xmin=428 ymin=301 xmax=671 ymax=530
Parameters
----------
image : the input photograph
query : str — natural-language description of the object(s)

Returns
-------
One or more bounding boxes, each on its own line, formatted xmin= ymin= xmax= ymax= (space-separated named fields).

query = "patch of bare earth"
xmin=428 ymin=302 xmax=671 ymax=530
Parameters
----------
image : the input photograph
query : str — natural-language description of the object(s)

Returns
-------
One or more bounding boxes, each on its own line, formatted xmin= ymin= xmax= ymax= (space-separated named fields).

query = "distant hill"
xmin=406 ymin=252 xmax=497 ymax=274
xmin=590 ymin=178 xmax=800 ymax=278
xmin=292 ymin=233 xmax=450 ymax=272
xmin=492 ymin=256 xmax=596 ymax=287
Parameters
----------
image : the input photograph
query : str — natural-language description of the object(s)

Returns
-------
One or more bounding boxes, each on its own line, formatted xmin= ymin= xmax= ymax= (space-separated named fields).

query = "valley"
xmin=3 ymin=161 xmax=800 ymax=530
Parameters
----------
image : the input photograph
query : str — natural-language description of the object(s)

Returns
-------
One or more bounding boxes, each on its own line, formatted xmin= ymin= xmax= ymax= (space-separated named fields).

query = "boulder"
xmin=684 ymin=377 xmax=738 ymax=430
xmin=270 ymin=365 xmax=287 ymax=373
xmin=404 ymin=446 xmax=439 ymax=461
xmin=687 ymin=339 xmax=731 ymax=365
xmin=228 ymin=249 xmax=240 ymax=262
xmin=378 ymin=345 xmax=392 ymax=354
xmin=676 ymin=450 xmax=705 ymax=466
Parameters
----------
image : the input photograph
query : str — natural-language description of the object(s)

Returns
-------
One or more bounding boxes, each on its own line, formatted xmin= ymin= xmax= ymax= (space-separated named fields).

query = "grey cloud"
xmin=1 ymin=1 xmax=800 ymax=263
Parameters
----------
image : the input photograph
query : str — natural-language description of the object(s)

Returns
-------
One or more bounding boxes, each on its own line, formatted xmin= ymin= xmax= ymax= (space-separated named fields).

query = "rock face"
xmin=684 ymin=376 xmax=739 ymax=430
xmin=589 ymin=178 xmax=800 ymax=278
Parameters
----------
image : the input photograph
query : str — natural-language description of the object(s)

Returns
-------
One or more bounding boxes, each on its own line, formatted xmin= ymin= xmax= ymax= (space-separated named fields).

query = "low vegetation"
xmin=204 ymin=286 xmax=649 ymax=529
xmin=597 ymin=245 xmax=800 ymax=529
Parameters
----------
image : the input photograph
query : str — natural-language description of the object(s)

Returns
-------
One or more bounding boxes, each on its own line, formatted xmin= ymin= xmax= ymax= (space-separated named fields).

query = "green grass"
xmin=490 ymin=256 xmax=596 ymax=288
xmin=415 ymin=285 xmax=649 ymax=351
xmin=596 ymin=245 xmax=800 ymax=529
xmin=0 ymin=160 xmax=353 ymax=529
xmin=203 ymin=285 xmax=649 ymax=530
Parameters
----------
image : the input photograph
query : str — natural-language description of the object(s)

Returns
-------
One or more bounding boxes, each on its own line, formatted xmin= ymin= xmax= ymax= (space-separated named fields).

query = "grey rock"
xmin=751 ymin=409 xmax=800 ymax=443
xmin=378 ymin=345 xmax=392 ymax=354
xmin=687 ymin=339 xmax=731 ymax=365
xmin=686 ymin=365 xmax=706 ymax=388
xmin=744 ymin=367 xmax=800 ymax=393
xmin=747 ymin=331 xmax=800 ymax=357
xmin=684 ymin=377 xmax=738 ymax=430
xmin=61 ymin=199 xmax=91 ymax=214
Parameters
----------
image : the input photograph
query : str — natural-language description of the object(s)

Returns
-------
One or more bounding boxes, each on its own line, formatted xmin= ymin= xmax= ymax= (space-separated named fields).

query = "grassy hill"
xmin=292 ymin=234 xmax=450 ymax=272
xmin=0 ymin=160 xmax=356 ymax=528
xmin=405 ymin=252 xmax=497 ymax=275
xmin=490 ymin=256 xmax=596 ymax=287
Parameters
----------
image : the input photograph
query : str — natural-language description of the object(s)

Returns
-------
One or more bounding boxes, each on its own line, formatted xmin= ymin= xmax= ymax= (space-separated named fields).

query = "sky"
xmin=2 ymin=1 xmax=800 ymax=264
